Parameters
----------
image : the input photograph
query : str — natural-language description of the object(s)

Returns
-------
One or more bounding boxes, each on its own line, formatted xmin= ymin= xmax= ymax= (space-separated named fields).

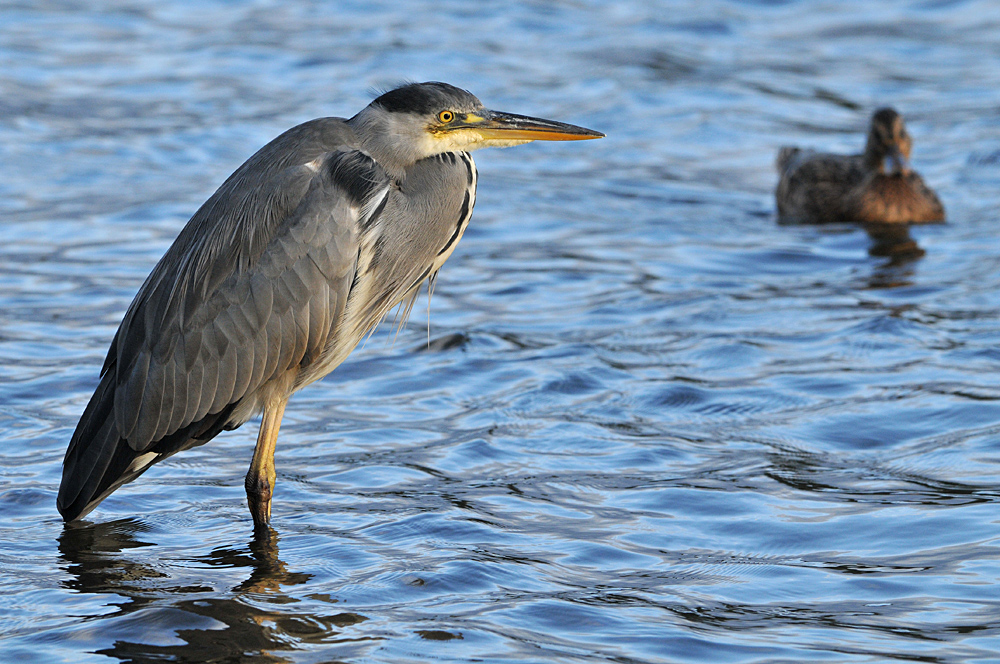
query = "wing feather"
xmin=211 ymin=333 xmax=238 ymax=413
xmin=167 ymin=342 xmax=191 ymax=436
xmin=116 ymin=351 xmax=148 ymax=442
xmin=194 ymin=346 xmax=220 ymax=425
xmin=104 ymin=118 xmax=384 ymax=452
xmin=221 ymin=310 xmax=254 ymax=403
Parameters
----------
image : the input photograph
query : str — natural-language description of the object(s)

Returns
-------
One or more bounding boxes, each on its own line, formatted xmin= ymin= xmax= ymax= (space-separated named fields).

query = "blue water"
xmin=2 ymin=1 xmax=1000 ymax=662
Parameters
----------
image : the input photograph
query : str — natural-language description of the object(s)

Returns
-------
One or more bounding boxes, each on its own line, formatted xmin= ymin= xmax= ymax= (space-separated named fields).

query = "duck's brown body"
xmin=776 ymin=109 xmax=944 ymax=224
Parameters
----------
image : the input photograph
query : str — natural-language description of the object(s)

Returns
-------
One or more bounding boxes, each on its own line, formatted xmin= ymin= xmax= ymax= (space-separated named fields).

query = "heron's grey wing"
xmin=58 ymin=119 xmax=395 ymax=520
xmin=107 ymin=119 xmax=391 ymax=451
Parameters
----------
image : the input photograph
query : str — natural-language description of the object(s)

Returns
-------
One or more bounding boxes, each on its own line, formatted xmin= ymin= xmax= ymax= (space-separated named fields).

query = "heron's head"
xmin=865 ymin=108 xmax=913 ymax=175
xmin=349 ymin=82 xmax=603 ymax=174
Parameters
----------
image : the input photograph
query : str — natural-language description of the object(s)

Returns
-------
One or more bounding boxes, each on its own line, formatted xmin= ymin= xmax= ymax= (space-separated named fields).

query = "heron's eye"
xmin=438 ymin=110 xmax=455 ymax=123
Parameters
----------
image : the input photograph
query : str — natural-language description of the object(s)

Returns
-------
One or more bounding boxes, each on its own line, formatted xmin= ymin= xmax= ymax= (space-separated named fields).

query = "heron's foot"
xmin=246 ymin=473 xmax=273 ymax=528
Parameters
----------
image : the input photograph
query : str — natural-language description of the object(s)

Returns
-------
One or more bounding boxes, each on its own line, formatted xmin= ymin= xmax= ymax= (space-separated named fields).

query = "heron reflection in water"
xmin=57 ymin=82 xmax=603 ymax=528
xmin=58 ymin=521 xmax=346 ymax=661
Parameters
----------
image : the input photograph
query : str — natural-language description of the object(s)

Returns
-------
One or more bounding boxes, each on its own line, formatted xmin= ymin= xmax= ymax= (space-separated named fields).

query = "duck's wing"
xmin=776 ymin=151 xmax=866 ymax=223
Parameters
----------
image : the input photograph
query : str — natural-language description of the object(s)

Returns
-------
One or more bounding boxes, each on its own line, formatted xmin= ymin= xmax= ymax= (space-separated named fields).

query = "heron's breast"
xmin=302 ymin=151 xmax=479 ymax=387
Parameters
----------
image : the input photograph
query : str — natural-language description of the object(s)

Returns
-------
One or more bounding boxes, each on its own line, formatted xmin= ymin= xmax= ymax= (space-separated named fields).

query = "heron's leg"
xmin=246 ymin=397 xmax=288 ymax=528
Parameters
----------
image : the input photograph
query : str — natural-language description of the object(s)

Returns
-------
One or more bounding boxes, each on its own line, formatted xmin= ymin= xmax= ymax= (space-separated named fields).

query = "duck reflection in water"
xmin=863 ymin=221 xmax=928 ymax=289
xmin=58 ymin=522 xmax=364 ymax=662
xmin=776 ymin=108 xmax=945 ymax=224
xmin=864 ymin=221 xmax=925 ymax=264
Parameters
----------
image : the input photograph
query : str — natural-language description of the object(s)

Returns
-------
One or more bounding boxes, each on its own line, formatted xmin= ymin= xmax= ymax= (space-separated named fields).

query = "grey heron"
xmin=57 ymin=82 xmax=603 ymax=528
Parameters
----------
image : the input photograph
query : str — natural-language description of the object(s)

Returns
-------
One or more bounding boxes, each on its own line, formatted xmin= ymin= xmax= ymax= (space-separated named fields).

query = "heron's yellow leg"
xmin=246 ymin=397 xmax=288 ymax=528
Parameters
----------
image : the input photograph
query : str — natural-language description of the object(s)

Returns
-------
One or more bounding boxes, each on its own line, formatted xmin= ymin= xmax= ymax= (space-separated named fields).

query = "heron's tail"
xmin=57 ymin=374 xmax=140 ymax=521
xmin=58 ymin=373 xmax=241 ymax=522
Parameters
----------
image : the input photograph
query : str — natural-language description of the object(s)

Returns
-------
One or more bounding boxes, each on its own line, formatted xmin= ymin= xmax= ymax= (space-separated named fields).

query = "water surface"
xmin=2 ymin=1 xmax=1000 ymax=662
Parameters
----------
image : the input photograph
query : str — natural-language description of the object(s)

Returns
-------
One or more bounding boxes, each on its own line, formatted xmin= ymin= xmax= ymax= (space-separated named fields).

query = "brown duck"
xmin=776 ymin=108 xmax=944 ymax=223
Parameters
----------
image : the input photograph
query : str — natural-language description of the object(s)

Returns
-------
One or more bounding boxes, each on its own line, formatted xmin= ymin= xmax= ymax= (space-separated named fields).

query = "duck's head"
xmin=864 ymin=108 xmax=913 ymax=175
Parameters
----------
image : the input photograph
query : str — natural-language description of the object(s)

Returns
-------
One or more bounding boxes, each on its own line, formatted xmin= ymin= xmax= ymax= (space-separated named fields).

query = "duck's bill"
xmin=473 ymin=110 xmax=605 ymax=141
xmin=884 ymin=147 xmax=911 ymax=176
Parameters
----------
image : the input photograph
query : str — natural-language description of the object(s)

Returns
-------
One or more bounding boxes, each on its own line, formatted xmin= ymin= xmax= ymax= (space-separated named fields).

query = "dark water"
xmin=2 ymin=1 xmax=1000 ymax=662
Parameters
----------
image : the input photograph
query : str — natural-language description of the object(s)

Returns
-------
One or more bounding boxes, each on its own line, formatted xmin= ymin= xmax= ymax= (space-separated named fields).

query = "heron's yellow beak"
xmin=462 ymin=110 xmax=604 ymax=142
